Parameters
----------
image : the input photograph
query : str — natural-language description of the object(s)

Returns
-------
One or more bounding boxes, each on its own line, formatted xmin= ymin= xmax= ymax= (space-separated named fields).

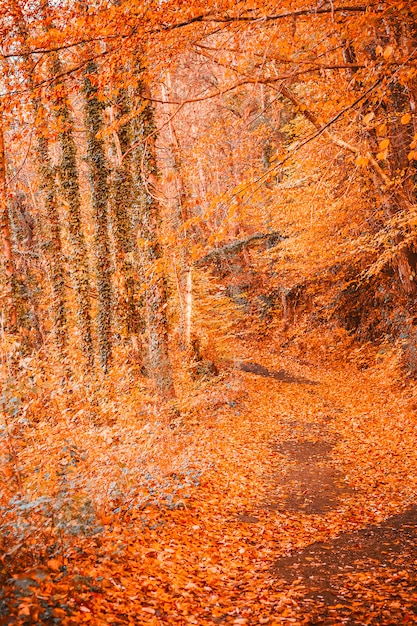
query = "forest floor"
xmin=2 ymin=343 xmax=417 ymax=624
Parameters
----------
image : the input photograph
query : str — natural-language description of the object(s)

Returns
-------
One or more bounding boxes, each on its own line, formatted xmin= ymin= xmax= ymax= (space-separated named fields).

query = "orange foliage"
xmin=1 ymin=1 xmax=417 ymax=624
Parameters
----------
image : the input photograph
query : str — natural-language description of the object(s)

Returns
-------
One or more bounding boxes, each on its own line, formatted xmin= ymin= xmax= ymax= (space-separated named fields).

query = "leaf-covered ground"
xmin=2 ymin=345 xmax=417 ymax=624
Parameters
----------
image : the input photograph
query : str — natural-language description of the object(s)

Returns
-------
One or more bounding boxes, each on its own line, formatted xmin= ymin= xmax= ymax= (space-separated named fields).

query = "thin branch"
xmin=211 ymin=76 xmax=386 ymax=214
xmin=198 ymin=4 xmax=380 ymax=24
xmin=0 ymin=34 xmax=124 ymax=59
xmin=6 ymin=128 xmax=34 ymax=186
xmin=1 ymin=47 xmax=114 ymax=99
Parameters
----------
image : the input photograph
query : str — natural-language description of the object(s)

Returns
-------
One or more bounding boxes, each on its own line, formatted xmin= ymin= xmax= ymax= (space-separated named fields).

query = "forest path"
xmin=74 ymin=349 xmax=417 ymax=624
xmin=236 ymin=358 xmax=417 ymax=623
xmin=3 ymin=349 xmax=417 ymax=624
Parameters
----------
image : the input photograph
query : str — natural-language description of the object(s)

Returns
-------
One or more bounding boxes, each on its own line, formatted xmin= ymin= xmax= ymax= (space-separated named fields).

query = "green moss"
xmin=111 ymin=88 xmax=142 ymax=340
xmin=36 ymin=119 xmax=68 ymax=356
xmin=84 ymin=61 xmax=112 ymax=372
xmin=52 ymin=54 xmax=94 ymax=368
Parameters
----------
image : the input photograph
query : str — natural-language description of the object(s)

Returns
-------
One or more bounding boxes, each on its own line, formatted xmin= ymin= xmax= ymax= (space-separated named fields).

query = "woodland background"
xmin=1 ymin=0 xmax=417 ymax=386
xmin=1 ymin=1 xmax=417 ymax=624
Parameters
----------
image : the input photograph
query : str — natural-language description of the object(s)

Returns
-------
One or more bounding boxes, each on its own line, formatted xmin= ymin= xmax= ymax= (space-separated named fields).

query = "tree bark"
xmin=84 ymin=60 xmax=112 ymax=372
xmin=161 ymin=72 xmax=193 ymax=348
xmin=110 ymin=91 xmax=142 ymax=344
xmin=12 ymin=0 xmax=68 ymax=359
xmin=35 ymin=107 xmax=69 ymax=357
xmin=52 ymin=54 xmax=95 ymax=367
xmin=133 ymin=78 xmax=175 ymax=398
xmin=0 ymin=105 xmax=17 ymax=331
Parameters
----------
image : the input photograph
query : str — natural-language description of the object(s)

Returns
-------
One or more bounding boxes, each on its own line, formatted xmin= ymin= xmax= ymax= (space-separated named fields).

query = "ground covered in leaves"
xmin=1 ymin=344 xmax=417 ymax=624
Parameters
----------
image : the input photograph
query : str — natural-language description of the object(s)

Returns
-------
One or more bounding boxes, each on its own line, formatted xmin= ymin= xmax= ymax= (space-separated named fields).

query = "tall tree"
xmin=0 ymin=103 xmax=17 ymax=331
xmin=134 ymin=79 xmax=175 ymax=397
xmin=83 ymin=59 xmax=112 ymax=372
xmin=161 ymin=72 xmax=193 ymax=349
xmin=51 ymin=54 xmax=94 ymax=368
xmin=110 ymin=87 xmax=142 ymax=349
xmin=10 ymin=0 xmax=69 ymax=360
xmin=35 ymin=103 xmax=69 ymax=360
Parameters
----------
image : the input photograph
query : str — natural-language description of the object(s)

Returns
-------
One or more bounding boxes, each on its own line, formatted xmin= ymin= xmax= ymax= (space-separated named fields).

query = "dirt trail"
xmin=236 ymin=356 xmax=417 ymax=624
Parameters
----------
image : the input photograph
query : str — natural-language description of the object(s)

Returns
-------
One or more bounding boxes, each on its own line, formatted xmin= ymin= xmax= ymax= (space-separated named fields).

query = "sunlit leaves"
xmin=377 ymin=138 xmax=390 ymax=161
xmin=383 ymin=45 xmax=394 ymax=60
xmin=355 ymin=155 xmax=369 ymax=168
xmin=362 ymin=112 xmax=374 ymax=125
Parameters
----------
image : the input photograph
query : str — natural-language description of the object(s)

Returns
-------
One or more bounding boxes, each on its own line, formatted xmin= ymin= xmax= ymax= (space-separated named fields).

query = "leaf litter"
xmin=1 ymin=343 xmax=417 ymax=624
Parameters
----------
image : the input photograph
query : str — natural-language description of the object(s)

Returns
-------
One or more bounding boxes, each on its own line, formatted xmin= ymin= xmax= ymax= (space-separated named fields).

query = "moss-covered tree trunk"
xmin=83 ymin=60 xmax=112 ymax=372
xmin=0 ymin=105 xmax=17 ymax=331
xmin=52 ymin=55 xmax=94 ymax=368
xmin=133 ymin=82 xmax=175 ymax=398
xmin=9 ymin=191 xmax=44 ymax=349
xmin=110 ymin=90 xmax=141 ymax=344
xmin=35 ymin=110 xmax=68 ymax=358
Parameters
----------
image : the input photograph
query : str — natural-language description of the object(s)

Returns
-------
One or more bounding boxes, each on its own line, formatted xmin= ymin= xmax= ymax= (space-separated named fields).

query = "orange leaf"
xmin=47 ymin=558 xmax=61 ymax=572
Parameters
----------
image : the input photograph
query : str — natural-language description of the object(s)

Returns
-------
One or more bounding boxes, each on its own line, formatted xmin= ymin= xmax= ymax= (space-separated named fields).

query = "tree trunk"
xmin=184 ymin=267 xmax=193 ymax=347
xmin=133 ymin=79 xmax=175 ymax=398
xmin=0 ymin=105 xmax=17 ymax=331
xmin=52 ymin=54 xmax=95 ymax=368
xmin=110 ymin=91 xmax=142 ymax=343
xmin=84 ymin=60 xmax=112 ymax=372
xmin=12 ymin=1 xmax=68 ymax=359
xmin=35 ymin=108 xmax=69 ymax=358
xmin=9 ymin=191 xmax=44 ymax=349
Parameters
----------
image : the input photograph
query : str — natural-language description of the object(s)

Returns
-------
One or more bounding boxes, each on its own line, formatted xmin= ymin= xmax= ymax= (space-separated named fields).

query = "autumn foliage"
xmin=1 ymin=1 xmax=417 ymax=624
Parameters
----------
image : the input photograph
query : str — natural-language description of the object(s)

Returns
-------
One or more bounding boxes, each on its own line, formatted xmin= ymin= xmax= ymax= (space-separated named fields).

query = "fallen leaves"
xmin=2 ymin=345 xmax=417 ymax=624
xmin=47 ymin=559 xmax=62 ymax=572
